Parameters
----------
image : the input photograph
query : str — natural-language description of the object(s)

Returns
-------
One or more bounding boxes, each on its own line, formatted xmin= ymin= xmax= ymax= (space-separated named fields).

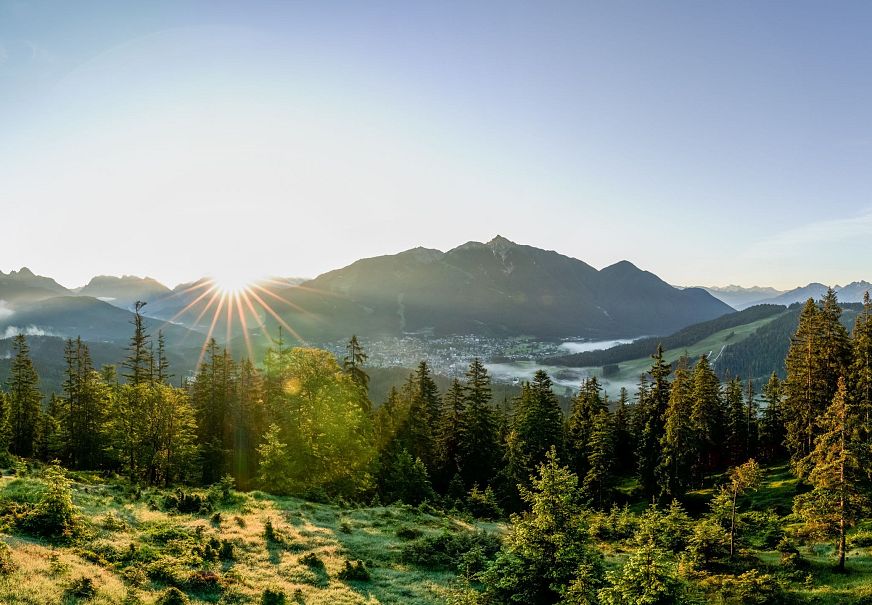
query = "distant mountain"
xmin=751 ymin=282 xmax=872 ymax=307
xmin=699 ymin=285 xmax=785 ymax=310
xmin=0 ymin=295 xmax=200 ymax=346
xmin=251 ymin=236 xmax=734 ymax=341
xmin=77 ymin=275 xmax=171 ymax=310
xmin=0 ymin=267 xmax=71 ymax=303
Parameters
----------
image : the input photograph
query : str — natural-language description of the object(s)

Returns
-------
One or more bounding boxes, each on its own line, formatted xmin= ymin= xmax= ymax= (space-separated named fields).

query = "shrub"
xmin=466 ymin=485 xmax=503 ymax=520
xmin=156 ymin=587 xmax=190 ymax=605
xmin=0 ymin=542 xmax=16 ymax=575
xmin=164 ymin=489 xmax=212 ymax=514
xmin=698 ymin=570 xmax=795 ymax=605
xmin=300 ymin=552 xmax=325 ymax=569
xmin=339 ymin=520 xmax=352 ymax=534
xmin=219 ymin=539 xmax=235 ymax=561
xmin=337 ymin=558 xmax=370 ymax=581
xmin=264 ymin=518 xmax=277 ymax=542
xmin=261 ymin=588 xmax=286 ymax=605
xmin=401 ymin=531 xmax=501 ymax=571
xmin=185 ymin=570 xmax=222 ymax=592
xmin=122 ymin=565 xmax=148 ymax=587
xmin=22 ymin=463 xmax=81 ymax=539
xmin=64 ymin=576 xmax=97 ymax=600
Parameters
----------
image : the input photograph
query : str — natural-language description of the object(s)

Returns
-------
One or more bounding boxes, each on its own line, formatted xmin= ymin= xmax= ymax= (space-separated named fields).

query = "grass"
xmin=0 ymin=471 xmax=501 ymax=605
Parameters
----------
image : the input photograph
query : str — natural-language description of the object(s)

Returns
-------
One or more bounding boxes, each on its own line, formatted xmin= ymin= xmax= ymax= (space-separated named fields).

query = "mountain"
xmin=699 ymin=285 xmax=785 ymax=310
xmin=251 ymin=236 xmax=734 ymax=341
xmin=77 ymin=275 xmax=171 ymax=309
xmin=751 ymin=281 xmax=872 ymax=307
xmin=0 ymin=295 xmax=200 ymax=346
xmin=0 ymin=267 xmax=71 ymax=303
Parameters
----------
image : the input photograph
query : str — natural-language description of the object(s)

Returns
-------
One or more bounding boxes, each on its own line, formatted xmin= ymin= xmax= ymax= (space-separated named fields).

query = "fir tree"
xmin=658 ymin=357 xmax=695 ymax=498
xmin=582 ymin=408 xmax=615 ymax=509
xmin=123 ymin=300 xmax=153 ymax=386
xmin=435 ymin=378 xmax=466 ymax=484
xmin=457 ymin=358 xmax=501 ymax=489
xmin=343 ymin=335 xmax=371 ymax=411
xmin=690 ymin=353 xmax=723 ymax=478
xmin=7 ymin=334 xmax=41 ymax=457
xmin=509 ymin=370 xmax=564 ymax=486
xmin=759 ymin=372 xmax=786 ymax=462
xmin=636 ymin=345 xmax=671 ymax=498
xmin=566 ymin=377 xmax=606 ymax=479
xmin=724 ymin=377 xmax=747 ymax=467
xmin=794 ymin=377 xmax=868 ymax=571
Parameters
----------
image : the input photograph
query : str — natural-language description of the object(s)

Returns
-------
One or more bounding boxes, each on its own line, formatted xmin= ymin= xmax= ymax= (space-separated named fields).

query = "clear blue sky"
xmin=1 ymin=1 xmax=870 ymax=289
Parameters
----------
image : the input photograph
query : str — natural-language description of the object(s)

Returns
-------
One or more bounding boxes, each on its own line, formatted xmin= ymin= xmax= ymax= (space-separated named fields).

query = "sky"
xmin=1 ymin=1 xmax=871 ymax=290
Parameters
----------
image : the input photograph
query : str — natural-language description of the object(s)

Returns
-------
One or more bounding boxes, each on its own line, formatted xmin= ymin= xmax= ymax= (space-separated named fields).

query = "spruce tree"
xmin=122 ymin=300 xmax=152 ymax=385
xmin=759 ymin=373 xmax=786 ymax=462
xmin=7 ymin=334 xmax=41 ymax=457
xmin=794 ymin=377 xmax=868 ymax=571
xmin=436 ymin=378 xmax=466 ymax=484
xmin=457 ymin=358 xmax=501 ymax=489
xmin=784 ymin=293 xmax=850 ymax=470
xmin=343 ymin=335 xmax=371 ymax=411
xmin=636 ymin=345 xmax=671 ymax=498
xmin=850 ymin=292 xmax=872 ymax=453
xmin=566 ymin=377 xmax=606 ymax=479
xmin=690 ymin=353 xmax=722 ymax=478
xmin=658 ymin=357 xmax=695 ymax=498
xmin=724 ymin=377 xmax=747 ymax=466
xmin=612 ymin=387 xmax=635 ymax=476
xmin=582 ymin=408 xmax=615 ymax=509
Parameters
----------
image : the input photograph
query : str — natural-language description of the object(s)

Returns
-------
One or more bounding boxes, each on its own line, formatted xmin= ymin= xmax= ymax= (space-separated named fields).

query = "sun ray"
xmin=235 ymin=291 xmax=255 ymax=362
xmin=251 ymin=282 xmax=316 ymax=317
xmin=246 ymin=287 xmax=307 ymax=345
xmin=196 ymin=292 xmax=228 ymax=370
xmin=158 ymin=282 xmax=218 ymax=333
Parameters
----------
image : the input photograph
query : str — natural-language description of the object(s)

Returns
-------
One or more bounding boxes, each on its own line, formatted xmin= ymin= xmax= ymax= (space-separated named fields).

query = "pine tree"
xmin=482 ymin=448 xmax=603 ymax=604
xmin=759 ymin=373 xmax=786 ymax=462
xmin=155 ymin=330 xmax=171 ymax=385
xmin=794 ymin=377 xmax=868 ymax=571
xmin=436 ymin=378 xmax=466 ymax=484
xmin=61 ymin=337 xmax=108 ymax=468
xmin=7 ymin=334 xmax=41 ymax=457
xmin=343 ymin=335 xmax=371 ymax=412
xmin=745 ymin=378 xmax=759 ymax=461
xmin=566 ymin=377 xmax=607 ymax=478
xmin=784 ymin=293 xmax=850 ymax=470
xmin=0 ymin=392 xmax=10 ymax=460
xmin=509 ymin=370 xmax=564 ymax=481
xmin=122 ymin=300 xmax=152 ymax=386
xmin=457 ymin=358 xmax=501 ymax=489
xmin=636 ymin=345 xmax=671 ymax=498
xmin=582 ymin=408 xmax=615 ymax=509
xmin=724 ymin=377 xmax=747 ymax=466
xmin=690 ymin=353 xmax=723 ymax=479
xmin=612 ymin=387 xmax=635 ymax=476
xmin=725 ymin=459 xmax=763 ymax=557
xmin=850 ymin=292 xmax=872 ymax=455
xmin=658 ymin=357 xmax=695 ymax=498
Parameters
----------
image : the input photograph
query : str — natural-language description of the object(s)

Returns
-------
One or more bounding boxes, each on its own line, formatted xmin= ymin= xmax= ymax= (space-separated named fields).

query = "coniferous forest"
xmin=0 ymin=289 xmax=870 ymax=604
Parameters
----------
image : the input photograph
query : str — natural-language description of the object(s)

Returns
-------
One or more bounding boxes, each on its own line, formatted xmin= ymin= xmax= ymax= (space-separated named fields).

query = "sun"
xmin=209 ymin=269 xmax=259 ymax=295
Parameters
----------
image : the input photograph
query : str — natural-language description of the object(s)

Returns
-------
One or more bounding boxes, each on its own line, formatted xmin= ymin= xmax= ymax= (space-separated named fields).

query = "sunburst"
xmin=158 ymin=272 xmax=313 ymax=369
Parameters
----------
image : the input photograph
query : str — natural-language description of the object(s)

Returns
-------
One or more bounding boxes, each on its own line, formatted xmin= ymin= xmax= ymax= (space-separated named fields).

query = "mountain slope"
xmin=700 ymin=285 xmax=785 ymax=310
xmin=261 ymin=236 xmax=733 ymax=340
xmin=0 ymin=267 xmax=71 ymax=303
xmin=77 ymin=275 xmax=171 ymax=309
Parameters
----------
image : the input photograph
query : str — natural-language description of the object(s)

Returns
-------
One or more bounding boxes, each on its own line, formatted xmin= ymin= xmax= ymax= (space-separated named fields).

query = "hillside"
xmin=77 ymin=275 xmax=172 ymax=310
xmin=256 ymin=236 xmax=733 ymax=341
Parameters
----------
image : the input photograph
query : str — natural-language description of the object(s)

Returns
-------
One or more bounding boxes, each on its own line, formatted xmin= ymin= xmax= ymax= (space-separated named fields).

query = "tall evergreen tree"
xmin=850 ymin=292 xmax=872 ymax=453
xmin=794 ymin=377 xmax=868 ymax=571
xmin=7 ymin=334 xmax=41 ymax=457
xmin=724 ymin=377 xmax=747 ymax=466
xmin=123 ymin=300 xmax=153 ymax=386
xmin=636 ymin=345 xmax=671 ymax=498
xmin=690 ymin=353 xmax=723 ymax=479
xmin=759 ymin=372 xmax=786 ymax=462
xmin=582 ymin=407 xmax=615 ymax=509
xmin=435 ymin=378 xmax=466 ymax=485
xmin=566 ymin=377 xmax=607 ymax=479
xmin=784 ymin=293 xmax=850 ymax=470
xmin=457 ymin=358 xmax=501 ymax=489
xmin=658 ymin=358 xmax=695 ymax=498
xmin=343 ymin=335 xmax=371 ymax=412
xmin=612 ymin=387 xmax=635 ymax=476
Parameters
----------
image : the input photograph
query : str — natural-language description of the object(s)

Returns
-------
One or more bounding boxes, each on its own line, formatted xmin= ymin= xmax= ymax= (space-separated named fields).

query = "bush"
xmin=466 ymin=485 xmax=503 ymax=520
xmin=261 ymin=588 xmax=286 ymax=605
xmin=219 ymin=538 xmax=235 ymax=561
xmin=185 ymin=570 xmax=222 ymax=592
xmin=164 ymin=489 xmax=212 ymax=514
xmin=698 ymin=570 xmax=795 ymax=605
xmin=156 ymin=587 xmax=190 ymax=605
xmin=22 ymin=463 xmax=81 ymax=539
xmin=401 ymin=531 xmax=501 ymax=571
xmin=64 ymin=576 xmax=97 ymax=600
xmin=300 ymin=552 xmax=325 ymax=569
xmin=337 ymin=558 xmax=370 ymax=581
xmin=340 ymin=520 xmax=352 ymax=534
xmin=0 ymin=542 xmax=16 ymax=575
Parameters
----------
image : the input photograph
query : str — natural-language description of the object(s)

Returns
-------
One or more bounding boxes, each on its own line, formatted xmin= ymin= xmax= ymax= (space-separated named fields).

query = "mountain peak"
xmin=15 ymin=267 xmax=35 ymax=277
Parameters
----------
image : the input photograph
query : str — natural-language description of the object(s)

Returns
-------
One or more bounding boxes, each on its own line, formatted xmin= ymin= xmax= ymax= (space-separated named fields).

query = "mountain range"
xmin=1 ymin=236 xmax=732 ymax=345
xmin=702 ymin=281 xmax=872 ymax=310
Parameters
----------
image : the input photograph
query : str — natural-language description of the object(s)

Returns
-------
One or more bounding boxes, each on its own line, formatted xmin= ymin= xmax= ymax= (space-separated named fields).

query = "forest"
xmin=0 ymin=289 xmax=870 ymax=604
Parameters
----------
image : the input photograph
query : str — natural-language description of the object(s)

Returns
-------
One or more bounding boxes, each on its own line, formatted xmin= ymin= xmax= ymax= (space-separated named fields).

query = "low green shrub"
xmin=337 ymin=558 xmax=370 ymax=581
xmin=300 ymin=552 xmax=325 ymax=569
xmin=156 ymin=587 xmax=190 ymax=605
xmin=261 ymin=587 xmax=286 ymax=605
xmin=400 ymin=531 xmax=501 ymax=571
